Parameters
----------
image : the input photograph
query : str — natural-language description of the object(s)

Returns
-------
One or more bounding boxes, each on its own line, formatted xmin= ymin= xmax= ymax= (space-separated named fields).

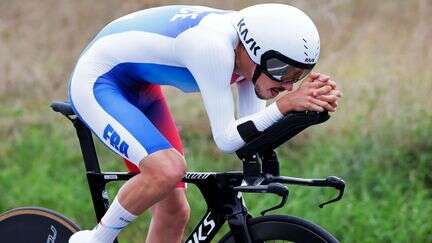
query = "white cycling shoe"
xmin=69 ymin=230 xmax=104 ymax=243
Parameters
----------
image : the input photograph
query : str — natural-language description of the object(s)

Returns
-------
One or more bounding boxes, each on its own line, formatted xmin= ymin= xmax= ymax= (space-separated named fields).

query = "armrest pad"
xmin=236 ymin=111 xmax=329 ymax=158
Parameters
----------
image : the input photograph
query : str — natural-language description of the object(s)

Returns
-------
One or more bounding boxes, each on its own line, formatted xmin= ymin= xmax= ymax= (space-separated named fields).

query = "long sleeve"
xmin=236 ymin=79 xmax=266 ymax=118
xmin=174 ymin=26 xmax=283 ymax=153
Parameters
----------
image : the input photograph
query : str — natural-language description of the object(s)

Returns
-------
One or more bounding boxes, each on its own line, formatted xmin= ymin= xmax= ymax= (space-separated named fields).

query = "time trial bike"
xmin=0 ymin=100 xmax=345 ymax=243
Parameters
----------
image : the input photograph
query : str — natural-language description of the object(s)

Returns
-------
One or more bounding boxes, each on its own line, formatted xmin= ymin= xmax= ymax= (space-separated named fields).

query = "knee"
xmin=158 ymin=152 xmax=186 ymax=184
xmin=168 ymin=153 xmax=187 ymax=181
xmin=140 ymin=149 xmax=186 ymax=187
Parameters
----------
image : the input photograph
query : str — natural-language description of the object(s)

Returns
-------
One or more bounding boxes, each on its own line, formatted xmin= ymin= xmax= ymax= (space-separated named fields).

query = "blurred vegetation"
xmin=0 ymin=0 xmax=431 ymax=242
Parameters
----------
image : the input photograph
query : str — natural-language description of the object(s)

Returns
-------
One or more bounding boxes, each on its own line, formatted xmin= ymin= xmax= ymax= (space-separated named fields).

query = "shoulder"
xmin=172 ymin=15 xmax=239 ymax=88
xmin=176 ymin=12 xmax=238 ymax=51
xmin=174 ymin=31 xmax=235 ymax=83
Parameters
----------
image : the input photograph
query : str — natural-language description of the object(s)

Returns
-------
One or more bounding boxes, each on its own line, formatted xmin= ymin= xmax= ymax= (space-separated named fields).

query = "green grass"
xmin=0 ymin=110 xmax=431 ymax=242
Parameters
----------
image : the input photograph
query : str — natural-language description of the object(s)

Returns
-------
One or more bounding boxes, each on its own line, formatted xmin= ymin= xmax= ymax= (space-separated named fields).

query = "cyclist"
xmin=68 ymin=4 xmax=341 ymax=243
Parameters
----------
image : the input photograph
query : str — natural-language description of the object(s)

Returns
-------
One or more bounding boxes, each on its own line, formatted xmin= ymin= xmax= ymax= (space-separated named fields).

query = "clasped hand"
xmin=276 ymin=72 xmax=342 ymax=115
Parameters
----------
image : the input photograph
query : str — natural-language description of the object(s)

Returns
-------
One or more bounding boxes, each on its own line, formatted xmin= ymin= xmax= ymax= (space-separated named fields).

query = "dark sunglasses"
xmin=252 ymin=50 xmax=315 ymax=84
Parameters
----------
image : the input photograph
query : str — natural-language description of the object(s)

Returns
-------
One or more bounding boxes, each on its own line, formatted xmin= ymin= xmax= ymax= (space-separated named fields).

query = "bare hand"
xmin=276 ymin=73 xmax=342 ymax=114
xmin=316 ymin=89 xmax=342 ymax=111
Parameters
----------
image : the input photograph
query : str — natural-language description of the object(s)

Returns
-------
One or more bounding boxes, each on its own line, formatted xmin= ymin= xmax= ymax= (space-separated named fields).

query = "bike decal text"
xmin=103 ymin=124 xmax=129 ymax=158
xmin=187 ymin=213 xmax=216 ymax=243
xmin=46 ymin=225 xmax=57 ymax=243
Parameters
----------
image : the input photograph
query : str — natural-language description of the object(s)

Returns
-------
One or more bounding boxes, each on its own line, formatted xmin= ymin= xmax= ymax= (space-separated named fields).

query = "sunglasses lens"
xmin=265 ymin=58 xmax=311 ymax=83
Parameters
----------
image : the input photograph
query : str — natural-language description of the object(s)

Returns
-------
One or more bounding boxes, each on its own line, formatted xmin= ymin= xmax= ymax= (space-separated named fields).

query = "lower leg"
xmin=146 ymin=188 xmax=190 ymax=243
xmin=91 ymin=149 xmax=186 ymax=242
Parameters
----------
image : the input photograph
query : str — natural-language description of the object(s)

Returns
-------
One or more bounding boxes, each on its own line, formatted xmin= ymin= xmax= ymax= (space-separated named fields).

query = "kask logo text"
xmin=237 ymin=18 xmax=261 ymax=56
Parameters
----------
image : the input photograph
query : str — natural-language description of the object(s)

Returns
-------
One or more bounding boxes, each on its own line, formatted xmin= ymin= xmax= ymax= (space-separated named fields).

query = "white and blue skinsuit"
xmin=69 ymin=5 xmax=283 ymax=169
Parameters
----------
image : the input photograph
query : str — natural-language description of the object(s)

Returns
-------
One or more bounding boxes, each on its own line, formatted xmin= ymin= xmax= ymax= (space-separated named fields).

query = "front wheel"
xmin=0 ymin=207 xmax=81 ymax=243
xmin=219 ymin=215 xmax=339 ymax=243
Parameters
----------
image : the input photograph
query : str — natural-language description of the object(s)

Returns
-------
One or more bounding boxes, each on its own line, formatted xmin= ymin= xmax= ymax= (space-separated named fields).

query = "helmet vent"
xmin=303 ymin=38 xmax=316 ymax=63
xmin=303 ymin=38 xmax=311 ymax=53
xmin=303 ymin=39 xmax=311 ymax=57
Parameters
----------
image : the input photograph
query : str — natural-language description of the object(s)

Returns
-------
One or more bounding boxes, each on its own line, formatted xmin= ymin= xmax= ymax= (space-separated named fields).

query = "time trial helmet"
xmin=234 ymin=4 xmax=320 ymax=83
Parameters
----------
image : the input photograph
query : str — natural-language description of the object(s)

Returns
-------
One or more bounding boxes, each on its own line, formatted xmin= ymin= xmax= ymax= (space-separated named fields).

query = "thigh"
xmin=142 ymin=86 xmax=187 ymax=188
xmin=122 ymin=85 xmax=186 ymax=175
xmin=69 ymin=76 xmax=173 ymax=165
xmin=142 ymin=85 xmax=184 ymax=156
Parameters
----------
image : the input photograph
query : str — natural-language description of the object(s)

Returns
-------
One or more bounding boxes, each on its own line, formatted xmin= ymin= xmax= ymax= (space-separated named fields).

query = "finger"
xmin=312 ymin=85 xmax=333 ymax=96
xmin=316 ymin=94 xmax=338 ymax=103
xmin=328 ymin=102 xmax=337 ymax=112
xmin=328 ymin=106 xmax=336 ymax=112
xmin=306 ymin=102 xmax=325 ymax=112
xmin=308 ymin=80 xmax=329 ymax=89
xmin=317 ymin=74 xmax=330 ymax=83
xmin=303 ymin=72 xmax=320 ymax=83
xmin=329 ymin=101 xmax=338 ymax=109
xmin=310 ymin=97 xmax=334 ymax=111
xmin=326 ymin=80 xmax=337 ymax=89
xmin=309 ymin=72 xmax=320 ymax=80
xmin=329 ymin=89 xmax=343 ymax=98
xmin=309 ymin=79 xmax=335 ymax=90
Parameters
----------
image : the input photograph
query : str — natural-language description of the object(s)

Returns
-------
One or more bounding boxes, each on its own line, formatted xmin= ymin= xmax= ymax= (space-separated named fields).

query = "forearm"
xmin=210 ymin=102 xmax=283 ymax=153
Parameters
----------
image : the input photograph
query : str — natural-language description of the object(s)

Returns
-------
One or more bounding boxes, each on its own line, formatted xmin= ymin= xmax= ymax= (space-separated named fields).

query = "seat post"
xmin=51 ymin=101 xmax=118 ymax=242
xmin=72 ymin=119 xmax=101 ymax=173
xmin=71 ymin=118 xmax=112 ymax=222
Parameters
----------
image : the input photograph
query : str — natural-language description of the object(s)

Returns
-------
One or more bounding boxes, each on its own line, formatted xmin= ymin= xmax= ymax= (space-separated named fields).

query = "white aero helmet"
xmin=235 ymin=4 xmax=320 ymax=83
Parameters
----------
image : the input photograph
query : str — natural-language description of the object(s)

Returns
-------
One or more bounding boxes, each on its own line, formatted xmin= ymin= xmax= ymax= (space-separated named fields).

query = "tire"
xmin=219 ymin=215 xmax=339 ymax=243
xmin=0 ymin=207 xmax=81 ymax=243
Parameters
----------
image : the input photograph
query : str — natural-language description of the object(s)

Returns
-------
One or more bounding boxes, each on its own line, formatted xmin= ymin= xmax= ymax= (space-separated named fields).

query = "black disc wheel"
xmin=0 ymin=207 xmax=81 ymax=243
xmin=219 ymin=215 xmax=339 ymax=243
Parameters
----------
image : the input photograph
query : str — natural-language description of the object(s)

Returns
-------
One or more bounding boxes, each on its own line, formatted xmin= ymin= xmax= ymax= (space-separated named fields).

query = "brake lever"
xmin=233 ymin=183 xmax=289 ymax=215
xmin=260 ymin=183 xmax=289 ymax=215
xmin=318 ymin=176 xmax=345 ymax=208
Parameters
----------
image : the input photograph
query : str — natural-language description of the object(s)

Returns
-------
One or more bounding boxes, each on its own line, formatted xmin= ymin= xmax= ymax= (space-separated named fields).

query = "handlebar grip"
xmin=234 ymin=183 xmax=288 ymax=197
xmin=325 ymin=176 xmax=345 ymax=190
xmin=267 ymin=183 xmax=289 ymax=197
